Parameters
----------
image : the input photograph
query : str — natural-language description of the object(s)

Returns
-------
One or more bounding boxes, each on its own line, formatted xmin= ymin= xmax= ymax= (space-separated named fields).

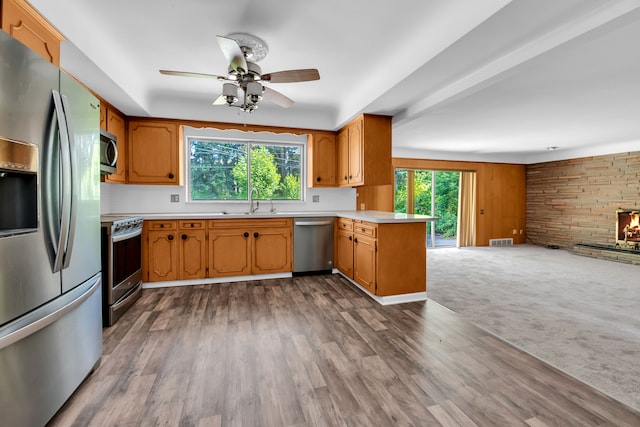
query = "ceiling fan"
xmin=159 ymin=33 xmax=320 ymax=112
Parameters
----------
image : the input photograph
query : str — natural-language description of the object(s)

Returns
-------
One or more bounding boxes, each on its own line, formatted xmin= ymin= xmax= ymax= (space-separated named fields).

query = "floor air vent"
xmin=489 ymin=238 xmax=513 ymax=247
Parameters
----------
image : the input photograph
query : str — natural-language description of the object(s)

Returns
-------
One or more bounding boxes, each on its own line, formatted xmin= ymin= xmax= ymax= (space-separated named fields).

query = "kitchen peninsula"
xmin=127 ymin=210 xmax=435 ymax=305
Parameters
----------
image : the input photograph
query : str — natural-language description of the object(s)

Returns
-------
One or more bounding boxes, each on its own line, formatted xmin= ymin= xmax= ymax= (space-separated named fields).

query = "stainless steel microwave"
xmin=100 ymin=129 xmax=118 ymax=175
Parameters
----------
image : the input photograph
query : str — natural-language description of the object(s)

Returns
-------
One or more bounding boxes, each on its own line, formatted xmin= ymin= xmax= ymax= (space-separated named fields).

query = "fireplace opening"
xmin=616 ymin=209 xmax=640 ymax=250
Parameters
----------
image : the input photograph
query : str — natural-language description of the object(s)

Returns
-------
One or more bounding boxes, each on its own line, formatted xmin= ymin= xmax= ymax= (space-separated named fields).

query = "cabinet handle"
xmin=349 ymin=236 xmax=352 ymax=241
xmin=354 ymin=237 xmax=358 ymax=243
xmin=160 ymin=224 xmax=164 ymax=228
xmin=349 ymin=175 xmax=352 ymax=179
xmin=253 ymin=232 xmax=259 ymax=238
xmin=243 ymin=232 xmax=249 ymax=238
xmin=316 ymin=177 xmax=321 ymax=182
xmin=181 ymin=234 xmax=187 ymax=240
xmin=168 ymin=172 xmax=175 ymax=179
xmin=167 ymin=234 xmax=174 ymax=241
xmin=344 ymin=175 xmax=348 ymax=180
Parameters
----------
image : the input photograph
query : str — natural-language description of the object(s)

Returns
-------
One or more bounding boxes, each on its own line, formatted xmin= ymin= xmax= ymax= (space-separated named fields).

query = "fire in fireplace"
xmin=616 ymin=209 xmax=640 ymax=250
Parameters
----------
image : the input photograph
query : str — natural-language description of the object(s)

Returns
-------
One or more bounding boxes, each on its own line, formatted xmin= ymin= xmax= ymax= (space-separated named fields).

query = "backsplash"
xmin=100 ymin=183 xmax=356 ymax=215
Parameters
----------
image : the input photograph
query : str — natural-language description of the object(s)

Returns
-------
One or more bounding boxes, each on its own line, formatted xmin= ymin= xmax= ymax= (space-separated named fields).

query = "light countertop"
xmin=103 ymin=210 xmax=437 ymax=224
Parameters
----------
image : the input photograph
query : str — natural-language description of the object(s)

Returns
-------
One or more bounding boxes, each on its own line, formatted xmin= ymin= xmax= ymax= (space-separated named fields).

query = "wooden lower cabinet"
xmin=208 ymin=228 xmax=252 ymax=277
xmin=209 ymin=218 xmax=292 ymax=277
xmin=335 ymin=218 xmax=426 ymax=296
xmin=178 ymin=220 xmax=207 ymax=280
xmin=145 ymin=221 xmax=178 ymax=282
xmin=353 ymin=234 xmax=376 ymax=293
xmin=335 ymin=228 xmax=354 ymax=279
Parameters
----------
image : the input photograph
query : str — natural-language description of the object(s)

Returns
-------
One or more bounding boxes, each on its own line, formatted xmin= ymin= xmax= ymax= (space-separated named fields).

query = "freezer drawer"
xmin=0 ymin=275 xmax=102 ymax=426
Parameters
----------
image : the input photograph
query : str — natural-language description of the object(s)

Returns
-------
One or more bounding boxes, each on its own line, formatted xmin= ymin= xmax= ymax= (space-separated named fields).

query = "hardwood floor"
xmin=49 ymin=275 xmax=640 ymax=426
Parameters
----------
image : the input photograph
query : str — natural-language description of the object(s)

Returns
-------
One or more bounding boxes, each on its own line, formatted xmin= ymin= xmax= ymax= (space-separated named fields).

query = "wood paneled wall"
xmin=526 ymin=151 xmax=640 ymax=250
xmin=393 ymin=158 xmax=527 ymax=246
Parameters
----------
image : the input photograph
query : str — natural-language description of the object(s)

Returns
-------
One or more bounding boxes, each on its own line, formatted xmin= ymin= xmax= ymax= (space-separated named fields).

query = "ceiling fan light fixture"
xmin=222 ymin=82 xmax=238 ymax=104
xmin=247 ymin=81 xmax=263 ymax=103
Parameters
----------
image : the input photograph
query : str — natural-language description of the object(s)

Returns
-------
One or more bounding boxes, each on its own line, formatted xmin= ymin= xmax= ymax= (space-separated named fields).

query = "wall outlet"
xmin=312 ymin=195 xmax=320 ymax=203
xmin=170 ymin=194 xmax=179 ymax=203
xmin=360 ymin=203 xmax=366 ymax=210
xmin=513 ymin=229 xmax=517 ymax=235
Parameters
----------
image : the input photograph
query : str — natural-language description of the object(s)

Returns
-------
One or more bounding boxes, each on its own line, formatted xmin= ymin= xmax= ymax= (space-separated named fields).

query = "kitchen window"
xmin=185 ymin=128 xmax=305 ymax=202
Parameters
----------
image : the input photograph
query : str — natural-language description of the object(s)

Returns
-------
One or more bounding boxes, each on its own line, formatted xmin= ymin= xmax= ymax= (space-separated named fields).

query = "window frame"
xmin=185 ymin=133 xmax=307 ymax=204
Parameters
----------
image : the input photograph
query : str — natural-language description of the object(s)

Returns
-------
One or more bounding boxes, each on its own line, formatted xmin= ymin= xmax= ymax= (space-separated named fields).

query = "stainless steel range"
xmin=100 ymin=215 xmax=143 ymax=325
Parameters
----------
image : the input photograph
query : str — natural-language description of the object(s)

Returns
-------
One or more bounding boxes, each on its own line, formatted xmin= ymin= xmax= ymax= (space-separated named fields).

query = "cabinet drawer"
xmin=337 ymin=218 xmax=353 ymax=231
xmin=179 ymin=220 xmax=205 ymax=229
xmin=209 ymin=218 xmax=292 ymax=229
xmin=147 ymin=220 xmax=177 ymax=230
xmin=354 ymin=221 xmax=377 ymax=238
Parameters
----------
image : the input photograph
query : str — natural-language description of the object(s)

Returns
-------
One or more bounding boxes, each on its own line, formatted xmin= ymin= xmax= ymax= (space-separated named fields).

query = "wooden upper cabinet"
xmin=1 ymin=0 xmax=64 ymax=65
xmin=347 ymin=119 xmax=363 ymax=186
xmin=307 ymin=132 xmax=337 ymax=187
xmin=337 ymin=129 xmax=350 ymax=187
xmin=128 ymin=120 xmax=182 ymax=185
xmin=99 ymin=103 xmax=107 ymax=131
xmin=337 ymin=114 xmax=391 ymax=187
xmin=104 ymin=108 xmax=127 ymax=184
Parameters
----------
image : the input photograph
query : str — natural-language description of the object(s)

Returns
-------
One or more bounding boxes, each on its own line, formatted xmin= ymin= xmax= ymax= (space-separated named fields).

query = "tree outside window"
xmin=188 ymin=139 xmax=303 ymax=201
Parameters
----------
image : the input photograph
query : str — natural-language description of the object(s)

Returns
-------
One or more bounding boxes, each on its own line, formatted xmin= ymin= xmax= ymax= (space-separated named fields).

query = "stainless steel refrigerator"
xmin=0 ymin=31 xmax=102 ymax=426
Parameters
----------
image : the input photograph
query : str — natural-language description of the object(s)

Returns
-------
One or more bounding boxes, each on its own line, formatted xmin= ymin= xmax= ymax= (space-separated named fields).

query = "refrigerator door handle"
xmin=60 ymin=93 xmax=77 ymax=269
xmin=51 ymin=90 xmax=72 ymax=273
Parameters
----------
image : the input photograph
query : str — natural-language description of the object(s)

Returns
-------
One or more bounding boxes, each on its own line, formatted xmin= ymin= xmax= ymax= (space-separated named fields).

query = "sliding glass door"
xmin=395 ymin=169 xmax=460 ymax=247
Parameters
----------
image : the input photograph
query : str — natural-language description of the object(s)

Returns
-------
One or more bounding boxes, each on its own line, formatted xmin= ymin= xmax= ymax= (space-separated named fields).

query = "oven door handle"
xmin=111 ymin=227 xmax=143 ymax=243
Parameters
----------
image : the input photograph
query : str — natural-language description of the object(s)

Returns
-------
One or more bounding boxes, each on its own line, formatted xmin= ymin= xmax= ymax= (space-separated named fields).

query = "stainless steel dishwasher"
xmin=293 ymin=217 xmax=334 ymax=274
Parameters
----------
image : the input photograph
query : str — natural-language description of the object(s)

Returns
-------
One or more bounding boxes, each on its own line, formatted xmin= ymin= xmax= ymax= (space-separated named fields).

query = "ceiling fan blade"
xmin=261 ymin=69 xmax=320 ymax=83
xmin=263 ymin=86 xmax=294 ymax=108
xmin=217 ymin=35 xmax=248 ymax=74
xmin=213 ymin=95 xmax=227 ymax=105
xmin=159 ymin=70 xmax=227 ymax=80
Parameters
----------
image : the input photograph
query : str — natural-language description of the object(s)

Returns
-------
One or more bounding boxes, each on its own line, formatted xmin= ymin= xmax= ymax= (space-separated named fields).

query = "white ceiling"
xmin=29 ymin=0 xmax=640 ymax=164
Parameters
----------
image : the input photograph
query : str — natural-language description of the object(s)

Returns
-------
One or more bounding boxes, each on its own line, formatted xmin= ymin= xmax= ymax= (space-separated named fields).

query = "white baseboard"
xmin=334 ymin=271 xmax=427 ymax=305
xmin=141 ymin=272 xmax=293 ymax=289
xmin=142 ymin=271 xmax=427 ymax=306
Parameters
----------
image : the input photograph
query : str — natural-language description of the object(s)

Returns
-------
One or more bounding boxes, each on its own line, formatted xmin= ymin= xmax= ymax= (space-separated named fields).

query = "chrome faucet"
xmin=250 ymin=187 xmax=260 ymax=214
xmin=269 ymin=199 xmax=276 ymax=214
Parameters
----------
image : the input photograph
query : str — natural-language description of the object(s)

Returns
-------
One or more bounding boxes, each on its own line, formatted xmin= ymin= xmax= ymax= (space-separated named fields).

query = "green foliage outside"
xmin=189 ymin=140 xmax=302 ymax=201
xmin=394 ymin=169 xmax=460 ymax=238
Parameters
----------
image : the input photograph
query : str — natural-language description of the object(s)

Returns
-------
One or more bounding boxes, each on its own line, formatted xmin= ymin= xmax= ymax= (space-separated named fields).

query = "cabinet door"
xmin=336 ymin=229 xmax=354 ymax=279
xmin=1 ymin=0 xmax=62 ymax=65
xmin=179 ymin=229 xmax=207 ymax=280
xmin=104 ymin=109 xmax=127 ymax=184
xmin=353 ymin=234 xmax=376 ymax=293
xmin=308 ymin=132 xmax=336 ymax=187
xmin=128 ymin=121 xmax=180 ymax=184
xmin=252 ymin=227 xmax=292 ymax=274
xmin=99 ymin=103 xmax=107 ymax=131
xmin=147 ymin=230 xmax=178 ymax=282
xmin=337 ymin=129 xmax=350 ymax=187
xmin=348 ymin=120 xmax=363 ymax=185
xmin=209 ymin=229 xmax=252 ymax=277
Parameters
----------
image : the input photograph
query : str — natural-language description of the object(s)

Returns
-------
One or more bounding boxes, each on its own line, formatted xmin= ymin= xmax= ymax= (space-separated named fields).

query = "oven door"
xmin=109 ymin=228 xmax=142 ymax=304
